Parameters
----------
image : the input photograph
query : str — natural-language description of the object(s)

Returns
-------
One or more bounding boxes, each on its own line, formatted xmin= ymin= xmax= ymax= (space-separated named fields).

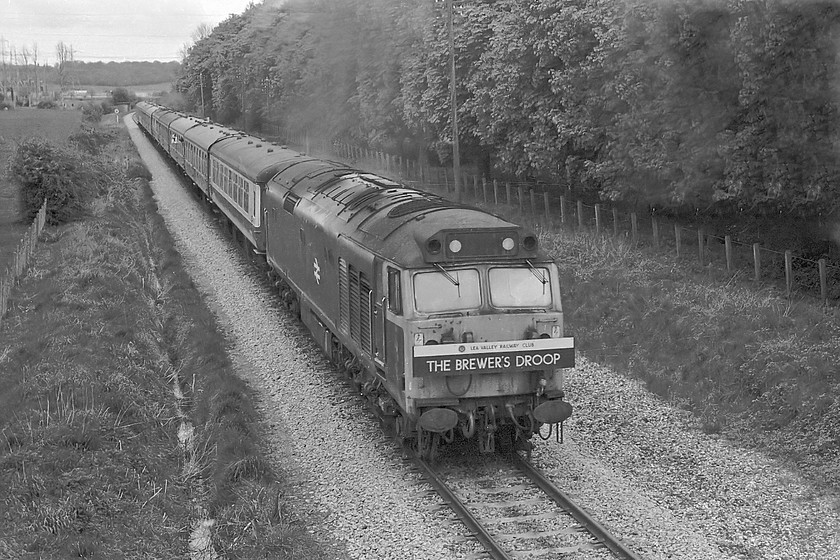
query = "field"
xmin=73 ymin=82 xmax=174 ymax=98
xmin=0 ymin=108 xmax=82 ymax=271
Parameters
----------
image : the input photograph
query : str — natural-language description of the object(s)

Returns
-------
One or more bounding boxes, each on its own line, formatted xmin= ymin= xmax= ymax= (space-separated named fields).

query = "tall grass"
xmin=536 ymin=223 xmax=840 ymax=485
xmin=1 ymin=125 xmax=335 ymax=557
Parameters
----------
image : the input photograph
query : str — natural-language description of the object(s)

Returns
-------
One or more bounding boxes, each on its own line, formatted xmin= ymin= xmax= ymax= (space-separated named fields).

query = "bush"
xmin=111 ymin=87 xmax=133 ymax=105
xmin=126 ymin=159 xmax=152 ymax=181
xmin=37 ymin=100 xmax=57 ymax=109
xmin=6 ymin=138 xmax=106 ymax=224
xmin=81 ymin=102 xmax=104 ymax=124
xmin=68 ymin=128 xmax=116 ymax=155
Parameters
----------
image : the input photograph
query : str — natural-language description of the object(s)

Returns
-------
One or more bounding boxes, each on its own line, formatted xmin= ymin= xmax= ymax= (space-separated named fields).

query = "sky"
xmin=0 ymin=0 xmax=258 ymax=63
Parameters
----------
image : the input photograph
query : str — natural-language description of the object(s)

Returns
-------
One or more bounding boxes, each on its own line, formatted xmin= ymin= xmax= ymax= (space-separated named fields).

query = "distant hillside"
xmin=45 ymin=61 xmax=181 ymax=87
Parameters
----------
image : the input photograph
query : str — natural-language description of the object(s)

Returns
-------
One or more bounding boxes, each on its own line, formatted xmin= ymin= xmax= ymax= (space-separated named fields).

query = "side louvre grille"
xmin=339 ymin=258 xmax=349 ymax=333
xmin=338 ymin=257 xmax=372 ymax=355
xmin=359 ymin=276 xmax=372 ymax=353
xmin=349 ymin=272 xmax=360 ymax=345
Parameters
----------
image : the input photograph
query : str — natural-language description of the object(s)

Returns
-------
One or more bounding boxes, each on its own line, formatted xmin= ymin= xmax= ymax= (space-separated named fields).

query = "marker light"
xmin=522 ymin=235 xmax=538 ymax=251
xmin=427 ymin=239 xmax=442 ymax=254
xmin=449 ymin=239 xmax=462 ymax=253
xmin=502 ymin=237 xmax=515 ymax=251
xmin=414 ymin=332 xmax=425 ymax=346
xmin=551 ymin=325 xmax=561 ymax=338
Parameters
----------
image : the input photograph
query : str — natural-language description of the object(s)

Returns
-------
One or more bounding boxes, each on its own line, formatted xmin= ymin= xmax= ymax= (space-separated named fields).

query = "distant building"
xmin=61 ymin=90 xmax=91 ymax=109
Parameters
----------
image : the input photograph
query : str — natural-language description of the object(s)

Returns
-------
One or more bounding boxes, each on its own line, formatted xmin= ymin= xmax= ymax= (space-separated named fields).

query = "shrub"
xmin=81 ymin=102 xmax=104 ymax=124
xmin=126 ymin=159 xmax=152 ymax=181
xmin=111 ymin=87 xmax=133 ymax=105
xmin=68 ymin=128 xmax=116 ymax=155
xmin=6 ymin=138 xmax=105 ymax=224
xmin=37 ymin=100 xmax=57 ymax=109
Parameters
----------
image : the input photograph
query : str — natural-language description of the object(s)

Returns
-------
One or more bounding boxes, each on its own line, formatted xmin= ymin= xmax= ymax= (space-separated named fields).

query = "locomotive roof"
xmin=209 ymin=134 xmax=302 ymax=184
xmin=275 ymin=166 xmax=535 ymax=268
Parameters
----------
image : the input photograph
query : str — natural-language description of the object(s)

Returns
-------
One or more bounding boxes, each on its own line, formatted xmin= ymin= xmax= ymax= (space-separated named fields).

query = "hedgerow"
xmin=7 ymin=136 xmax=110 ymax=225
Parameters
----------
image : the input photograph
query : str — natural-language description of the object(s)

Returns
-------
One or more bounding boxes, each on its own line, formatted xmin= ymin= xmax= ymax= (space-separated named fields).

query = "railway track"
xmin=411 ymin=450 xmax=644 ymax=560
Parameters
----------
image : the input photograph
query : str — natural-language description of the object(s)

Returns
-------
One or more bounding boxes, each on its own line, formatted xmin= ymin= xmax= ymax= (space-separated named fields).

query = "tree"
xmin=55 ymin=41 xmax=72 ymax=90
xmin=111 ymin=88 xmax=132 ymax=104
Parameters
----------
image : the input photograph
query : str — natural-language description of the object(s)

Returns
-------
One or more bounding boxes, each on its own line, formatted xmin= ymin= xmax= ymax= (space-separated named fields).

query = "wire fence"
xmin=277 ymin=130 xmax=840 ymax=306
xmin=0 ymin=200 xmax=48 ymax=324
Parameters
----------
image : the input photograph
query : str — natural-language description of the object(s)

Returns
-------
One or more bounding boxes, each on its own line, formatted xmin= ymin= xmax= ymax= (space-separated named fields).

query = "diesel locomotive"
xmin=134 ymin=101 xmax=575 ymax=459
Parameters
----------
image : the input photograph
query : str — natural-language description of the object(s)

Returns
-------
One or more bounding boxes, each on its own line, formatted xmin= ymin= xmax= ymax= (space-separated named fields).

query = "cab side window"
xmin=387 ymin=267 xmax=402 ymax=315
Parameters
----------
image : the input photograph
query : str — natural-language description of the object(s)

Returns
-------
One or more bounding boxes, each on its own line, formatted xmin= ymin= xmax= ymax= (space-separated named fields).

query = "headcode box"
xmin=412 ymin=337 xmax=575 ymax=376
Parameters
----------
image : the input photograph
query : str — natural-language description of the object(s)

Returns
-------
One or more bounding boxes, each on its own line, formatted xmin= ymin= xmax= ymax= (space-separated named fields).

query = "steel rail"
xmin=513 ymin=454 xmax=645 ymax=560
xmin=412 ymin=455 xmax=515 ymax=560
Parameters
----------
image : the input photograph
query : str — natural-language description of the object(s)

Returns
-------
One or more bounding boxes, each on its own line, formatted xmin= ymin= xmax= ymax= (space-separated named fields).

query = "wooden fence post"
xmin=506 ymin=182 xmax=512 ymax=206
xmin=543 ymin=191 xmax=550 ymax=222
xmin=493 ymin=179 xmax=499 ymax=205
xmin=612 ymin=208 xmax=618 ymax=237
xmin=631 ymin=213 xmax=638 ymax=245
xmin=577 ymin=200 xmax=584 ymax=229
xmin=473 ymin=175 xmax=479 ymax=200
xmin=530 ymin=190 xmax=536 ymax=216
xmin=698 ymin=229 xmax=704 ymax=264
xmin=784 ymin=250 xmax=793 ymax=297
xmin=560 ymin=196 xmax=567 ymax=224
xmin=0 ymin=277 xmax=6 ymax=321
xmin=482 ymin=178 xmax=488 ymax=204
xmin=675 ymin=225 xmax=682 ymax=258
xmin=753 ymin=243 xmax=761 ymax=282
xmin=594 ymin=204 xmax=602 ymax=235
xmin=725 ymin=236 xmax=732 ymax=272
xmin=652 ymin=217 xmax=659 ymax=249
xmin=819 ymin=259 xmax=827 ymax=304
xmin=518 ymin=187 xmax=524 ymax=213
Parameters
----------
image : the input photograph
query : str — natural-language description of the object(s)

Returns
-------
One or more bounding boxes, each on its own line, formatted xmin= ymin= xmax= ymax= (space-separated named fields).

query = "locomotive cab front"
xmin=392 ymin=226 xmax=575 ymax=453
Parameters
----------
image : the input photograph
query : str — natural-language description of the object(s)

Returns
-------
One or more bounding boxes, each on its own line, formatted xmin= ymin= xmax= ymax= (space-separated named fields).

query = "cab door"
xmin=378 ymin=261 xmax=405 ymax=389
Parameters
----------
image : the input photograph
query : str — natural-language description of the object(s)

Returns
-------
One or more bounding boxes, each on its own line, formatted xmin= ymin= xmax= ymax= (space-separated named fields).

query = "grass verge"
xmin=532 ymin=221 xmax=840 ymax=488
xmin=0 ymin=123 xmax=338 ymax=558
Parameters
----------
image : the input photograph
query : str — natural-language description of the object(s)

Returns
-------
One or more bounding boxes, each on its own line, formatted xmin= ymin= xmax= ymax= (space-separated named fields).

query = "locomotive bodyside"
xmin=265 ymin=167 xmax=575 ymax=454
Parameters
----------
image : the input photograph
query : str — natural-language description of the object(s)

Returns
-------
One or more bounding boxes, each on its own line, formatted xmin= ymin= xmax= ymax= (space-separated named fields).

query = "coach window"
xmin=387 ymin=267 xmax=402 ymax=315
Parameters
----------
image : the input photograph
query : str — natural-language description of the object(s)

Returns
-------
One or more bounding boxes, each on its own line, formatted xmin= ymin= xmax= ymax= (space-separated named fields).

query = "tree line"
xmin=176 ymin=0 xmax=840 ymax=216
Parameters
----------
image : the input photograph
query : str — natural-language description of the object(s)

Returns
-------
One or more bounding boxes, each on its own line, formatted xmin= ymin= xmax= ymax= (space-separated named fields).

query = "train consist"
xmin=134 ymin=101 xmax=575 ymax=459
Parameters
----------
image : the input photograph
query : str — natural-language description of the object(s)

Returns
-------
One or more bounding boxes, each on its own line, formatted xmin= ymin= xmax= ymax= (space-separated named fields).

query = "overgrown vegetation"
xmin=6 ymin=134 xmax=111 ymax=225
xmin=178 ymin=0 xmax=840 ymax=219
xmin=0 ymin=123 xmax=336 ymax=557
xmin=500 ymin=208 xmax=840 ymax=487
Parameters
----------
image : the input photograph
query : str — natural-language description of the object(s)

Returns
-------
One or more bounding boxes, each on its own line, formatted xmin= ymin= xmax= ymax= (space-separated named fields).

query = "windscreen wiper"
xmin=525 ymin=260 xmax=547 ymax=284
xmin=434 ymin=263 xmax=460 ymax=286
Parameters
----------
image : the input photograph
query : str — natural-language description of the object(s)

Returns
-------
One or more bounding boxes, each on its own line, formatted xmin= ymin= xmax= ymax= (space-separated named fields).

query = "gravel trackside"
xmin=127 ymin=117 xmax=840 ymax=560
